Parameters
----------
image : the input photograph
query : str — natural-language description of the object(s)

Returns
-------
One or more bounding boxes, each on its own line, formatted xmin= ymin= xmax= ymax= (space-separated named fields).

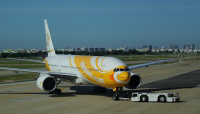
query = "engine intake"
xmin=36 ymin=74 xmax=56 ymax=92
xmin=125 ymin=73 xmax=142 ymax=89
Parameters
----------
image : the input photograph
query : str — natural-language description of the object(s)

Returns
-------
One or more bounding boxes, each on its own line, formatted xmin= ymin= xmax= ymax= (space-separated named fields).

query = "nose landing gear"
xmin=113 ymin=87 xmax=123 ymax=101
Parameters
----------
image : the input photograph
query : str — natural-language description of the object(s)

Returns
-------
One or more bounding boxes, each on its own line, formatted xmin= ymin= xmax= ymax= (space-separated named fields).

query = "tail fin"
xmin=44 ymin=19 xmax=56 ymax=56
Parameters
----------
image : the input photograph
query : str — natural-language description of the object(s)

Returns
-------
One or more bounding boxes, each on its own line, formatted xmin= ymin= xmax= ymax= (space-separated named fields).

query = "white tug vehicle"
xmin=131 ymin=92 xmax=180 ymax=102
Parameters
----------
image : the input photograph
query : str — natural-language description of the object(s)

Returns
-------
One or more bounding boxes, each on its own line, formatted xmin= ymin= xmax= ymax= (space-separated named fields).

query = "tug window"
xmin=133 ymin=94 xmax=137 ymax=97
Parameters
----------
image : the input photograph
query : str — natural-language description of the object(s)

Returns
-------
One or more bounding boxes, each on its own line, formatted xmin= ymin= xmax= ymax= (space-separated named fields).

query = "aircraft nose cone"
xmin=117 ymin=72 xmax=130 ymax=82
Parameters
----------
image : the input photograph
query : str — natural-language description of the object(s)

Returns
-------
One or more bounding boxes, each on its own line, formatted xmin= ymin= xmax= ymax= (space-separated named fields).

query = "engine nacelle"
xmin=125 ymin=72 xmax=142 ymax=89
xmin=36 ymin=74 xmax=56 ymax=92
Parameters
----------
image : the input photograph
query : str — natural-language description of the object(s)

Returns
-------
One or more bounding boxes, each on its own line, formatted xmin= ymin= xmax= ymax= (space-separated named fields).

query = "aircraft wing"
xmin=6 ymin=58 xmax=45 ymax=63
xmin=128 ymin=59 xmax=178 ymax=70
xmin=0 ymin=67 xmax=77 ymax=81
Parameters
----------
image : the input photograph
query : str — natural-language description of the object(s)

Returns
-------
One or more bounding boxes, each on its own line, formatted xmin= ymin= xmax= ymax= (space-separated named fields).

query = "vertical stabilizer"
xmin=44 ymin=19 xmax=56 ymax=56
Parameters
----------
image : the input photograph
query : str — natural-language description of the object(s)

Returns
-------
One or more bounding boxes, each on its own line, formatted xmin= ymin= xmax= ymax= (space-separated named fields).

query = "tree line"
xmin=0 ymin=49 xmax=178 ymax=58
xmin=0 ymin=50 xmax=150 ymax=58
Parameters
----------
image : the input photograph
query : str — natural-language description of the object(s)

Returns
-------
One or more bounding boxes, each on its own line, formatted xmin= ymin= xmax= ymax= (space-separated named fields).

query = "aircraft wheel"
xmin=113 ymin=96 xmax=118 ymax=101
xmin=113 ymin=94 xmax=120 ymax=101
xmin=49 ymin=88 xmax=61 ymax=94
xmin=55 ymin=89 xmax=61 ymax=94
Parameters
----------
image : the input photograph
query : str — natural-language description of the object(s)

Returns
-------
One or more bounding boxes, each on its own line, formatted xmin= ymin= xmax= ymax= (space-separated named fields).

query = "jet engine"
xmin=125 ymin=72 xmax=142 ymax=89
xmin=36 ymin=74 xmax=57 ymax=92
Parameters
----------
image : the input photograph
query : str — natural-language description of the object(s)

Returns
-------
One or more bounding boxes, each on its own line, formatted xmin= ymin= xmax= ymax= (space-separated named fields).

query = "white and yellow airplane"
xmin=0 ymin=20 xmax=176 ymax=100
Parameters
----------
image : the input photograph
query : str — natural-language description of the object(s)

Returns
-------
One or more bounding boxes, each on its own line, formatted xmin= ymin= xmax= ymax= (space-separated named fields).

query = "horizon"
xmin=0 ymin=43 xmax=198 ymax=51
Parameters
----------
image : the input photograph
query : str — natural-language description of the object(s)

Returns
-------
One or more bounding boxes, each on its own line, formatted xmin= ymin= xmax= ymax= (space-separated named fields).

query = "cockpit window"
xmin=125 ymin=68 xmax=129 ymax=71
xmin=114 ymin=68 xmax=119 ymax=72
xmin=114 ymin=68 xmax=129 ymax=72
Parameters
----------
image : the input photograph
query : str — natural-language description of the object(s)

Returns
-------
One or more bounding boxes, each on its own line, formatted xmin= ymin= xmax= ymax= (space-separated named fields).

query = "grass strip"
xmin=127 ymin=61 xmax=178 ymax=66
xmin=0 ymin=65 xmax=45 ymax=69
xmin=0 ymin=74 xmax=37 ymax=82
xmin=0 ymin=61 xmax=43 ymax=64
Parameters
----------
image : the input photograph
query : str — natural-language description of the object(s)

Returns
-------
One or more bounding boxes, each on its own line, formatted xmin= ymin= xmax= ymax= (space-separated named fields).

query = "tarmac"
xmin=0 ymin=60 xmax=200 ymax=114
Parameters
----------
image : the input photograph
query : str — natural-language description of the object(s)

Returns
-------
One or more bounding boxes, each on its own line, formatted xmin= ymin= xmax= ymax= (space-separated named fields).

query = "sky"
xmin=0 ymin=0 xmax=200 ymax=50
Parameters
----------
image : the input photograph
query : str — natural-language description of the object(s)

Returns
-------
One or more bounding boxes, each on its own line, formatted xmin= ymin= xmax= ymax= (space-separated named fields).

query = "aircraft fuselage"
xmin=44 ymin=55 xmax=130 ymax=88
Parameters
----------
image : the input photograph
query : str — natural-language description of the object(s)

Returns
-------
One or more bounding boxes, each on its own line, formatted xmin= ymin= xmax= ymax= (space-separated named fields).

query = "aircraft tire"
xmin=49 ymin=88 xmax=61 ymax=94
xmin=113 ymin=95 xmax=120 ymax=101
xmin=55 ymin=89 xmax=61 ymax=94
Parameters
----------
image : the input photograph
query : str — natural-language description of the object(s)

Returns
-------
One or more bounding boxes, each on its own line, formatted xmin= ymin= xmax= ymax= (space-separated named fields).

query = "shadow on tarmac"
xmin=50 ymin=69 xmax=200 ymax=98
xmin=1 ymin=69 xmax=200 ymax=99
xmin=140 ymin=69 xmax=200 ymax=90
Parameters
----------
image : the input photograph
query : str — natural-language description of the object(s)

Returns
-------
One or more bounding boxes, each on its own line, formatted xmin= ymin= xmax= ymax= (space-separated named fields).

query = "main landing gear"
xmin=49 ymin=79 xmax=62 ymax=94
xmin=113 ymin=87 xmax=123 ymax=101
xmin=49 ymin=88 xmax=61 ymax=94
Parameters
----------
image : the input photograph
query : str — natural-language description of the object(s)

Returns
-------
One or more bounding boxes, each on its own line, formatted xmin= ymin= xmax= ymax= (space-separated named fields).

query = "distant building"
xmin=108 ymin=47 xmax=112 ymax=52
xmin=75 ymin=47 xmax=105 ymax=52
xmin=142 ymin=48 xmax=149 ymax=52
xmin=168 ymin=44 xmax=178 ymax=50
xmin=183 ymin=44 xmax=186 ymax=49
xmin=75 ymin=48 xmax=81 ymax=52
xmin=81 ymin=47 xmax=86 ymax=51
xmin=161 ymin=46 xmax=166 ymax=51
xmin=179 ymin=49 xmax=184 ymax=52
xmin=93 ymin=47 xmax=98 ymax=52
xmin=175 ymin=49 xmax=179 ymax=52
xmin=191 ymin=44 xmax=195 ymax=50
xmin=148 ymin=45 xmax=152 ymax=51
xmin=88 ymin=47 xmax=93 ymax=52
xmin=123 ymin=46 xmax=129 ymax=51
xmin=168 ymin=49 xmax=173 ymax=52
xmin=98 ymin=48 xmax=105 ymax=52
xmin=3 ymin=49 xmax=17 ymax=53
xmin=187 ymin=45 xmax=190 ymax=49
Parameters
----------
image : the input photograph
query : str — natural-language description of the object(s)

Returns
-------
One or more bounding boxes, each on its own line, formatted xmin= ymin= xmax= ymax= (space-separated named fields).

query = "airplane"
xmin=0 ymin=20 xmax=177 ymax=101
